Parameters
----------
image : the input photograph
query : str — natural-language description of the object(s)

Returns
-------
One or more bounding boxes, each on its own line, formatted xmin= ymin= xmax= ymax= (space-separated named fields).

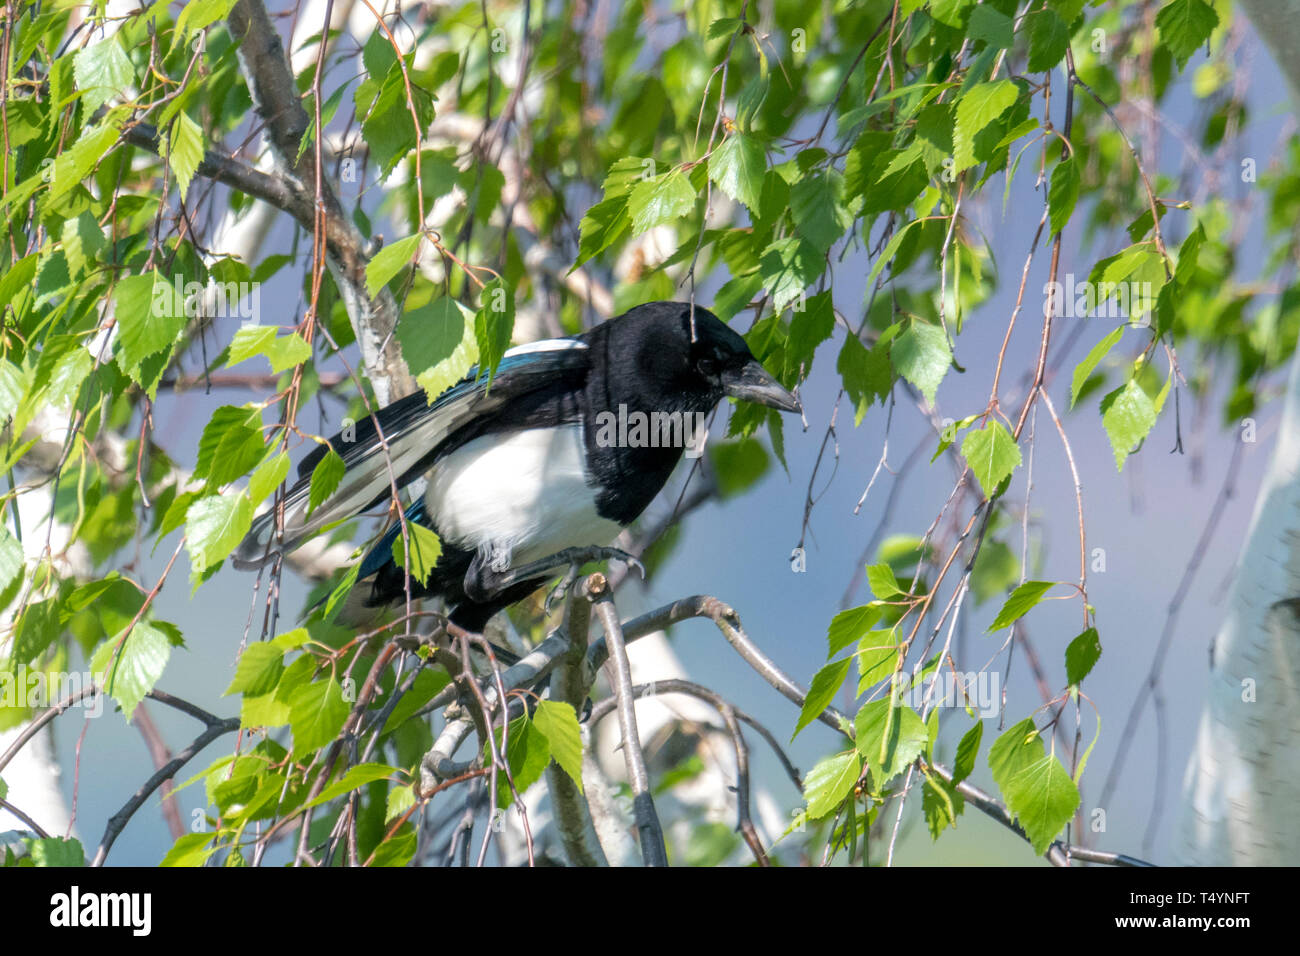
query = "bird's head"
xmin=611 ymin=301 xmax=802 ymax=415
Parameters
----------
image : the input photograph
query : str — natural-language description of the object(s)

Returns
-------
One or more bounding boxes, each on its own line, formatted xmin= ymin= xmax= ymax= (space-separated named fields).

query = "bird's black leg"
xmin=463 ymin=545 xmax=645 ymax=606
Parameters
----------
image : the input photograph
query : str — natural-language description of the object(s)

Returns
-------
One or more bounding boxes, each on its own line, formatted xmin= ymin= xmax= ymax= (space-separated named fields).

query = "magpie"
xmin=232 ymin=301 xmax=801 ymax=634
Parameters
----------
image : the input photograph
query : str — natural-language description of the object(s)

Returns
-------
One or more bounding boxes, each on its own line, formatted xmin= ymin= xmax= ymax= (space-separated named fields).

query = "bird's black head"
xmin=595 ymin=301 xmax=802 ymax=415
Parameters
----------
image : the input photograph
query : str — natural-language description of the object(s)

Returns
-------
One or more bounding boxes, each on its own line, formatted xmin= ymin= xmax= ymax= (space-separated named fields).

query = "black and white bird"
xmin=233 ymin=301 xmax=801 ymax=632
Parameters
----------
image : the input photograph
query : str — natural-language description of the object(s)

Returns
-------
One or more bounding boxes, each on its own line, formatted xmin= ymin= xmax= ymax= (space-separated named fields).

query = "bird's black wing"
xmin=232 ymin=340 xmax=591 ymax=568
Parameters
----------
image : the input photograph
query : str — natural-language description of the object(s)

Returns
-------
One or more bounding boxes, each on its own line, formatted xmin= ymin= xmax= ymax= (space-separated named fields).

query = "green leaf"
xmin=489 ymin=714 xmax=551 ymax=808
xmin=856 ymin=633 xmax=898 ymax=693
xmin=600 ymin=157 xmax=651 ymax=198
xmin=790 ymin=170 xmax=852 ymax=253
xmin=952 ymin=721 xmax=983 ymax=785
xmin=865 ymin=563 xmax=902 ymax=599
xmin=838 ymin=333 xmax=893 ymax=422
xmin=226 ymin=326 xmax=277 ymax=367
xmin=759 ymin=236 xmax=823 ymax=313
xmin=0 ymin=360 xmax=28 ymax=424
xmin=708 ymin=133 xmax=766 ymax=211
xmin=803 ymin=751 xmax=860 ymax=819
xmin=475 ymin=279 xmax=515 ymax=387
xmin=989 ymin=718 xmax=1040 ymax=790
xmin=365 ymin=235 xmax=421 ymax=297
xmin=175 ymin=0 xmax=237 ymax=44
xmin=794 ymin=657 xmax=852 ymax=738
xmin=962 ymin=421 xmax=1022 ymax=496
xmin=891 ymin=321 xmax=951 ymax=404
xmin=323 ymin=561 xmax=362 ymax=624
xmin=988 ymin=580 xmax=1055 ymax=631
xmin=1065 ymin=627 xmax=1102 ymax=685
xmin=398 ymin=297 xmax=479 ymax=400
xmin=706 ymin=16 xmax=742 ymax=39
xmin=953 ymin=80 xmax=1019 ymax=172
xmin=1070 ymin=326 xmax=1124 ymax=408
xmin=390 ymin=522 xmax=441 ymax=586
xmin=1156 ymin=0 xmax=1219 ymax=69
xmin=90 ymin=622 xmax=172 ymax=720
xmin=1101 ymin=378 xmax=1158 ymax=471
xmin=185 ymin=493 xmax=253 ymax=573
xmin=115 ymin=271 xmax=186 ymax=383
xmin=1175 ymin=223 xmax=1206 ymax=285
xmin=827 ymin=604 xmax=883 ymax=658
xmin=575 ymin=195 xmax=630 ymax=267
xmin=708 ymin=437 xmax=769 ymax=497
xmin=854 ymin=698 xmax=928 ymax=784
xmin=0 ymin=527 xmax=23 ymax=596
xmin=967 ymin=5 xmax=1013 ymax=49
xmin=263 ymin=332 xmax=312 ymax=373
xmin=45 ymin=122 xmax=121 ymax=207
xmin=1027 ymin=10 xmax=1071 ymax=71
xmin=224 ymin=643 xmax=285 ymax=697
xmin=194 ymin=405 xmax=265 ymax=488
xmin=289 ymin=677 xmax=350 ymax=754
xmin=159 ymin=832 xmax=217 ymax=867
xmin=1003 ymin=747 xmax=1080 ymax=855
xmin=73 ymin=36 xmax=133 ymax=115
xmin=305 ymin=763 xmax=397 ymax=809
xmin=627 ymin=170 xmax=696 ymax=235
xmin=11 ymin=598 xmax=61 ymax=667
xmin=241 ymin=691 xmax=290 ymax=728
xmin=370 ymin=822 xmax=417 ymax=866
xmin=30 ymin=336 xmax=91 ymax=414
xmin=922 ymin=773 xmax=965 ymax=838
xmin=307 ymin=448 xmax=346 ymax=518
xmin=385 ymin=784 xmax=416 ymax=823
xmin=380 ymin=667 xmax=450 ymax=733
xmin=27 ymin=836 xmax=86 ymax=867
xmin=1048 ymin=157 xmax=1079 ymax=236
xmin=248 ymin=452 xmax=290 ymax=506
xmin=785 ymin=291 xmax=834 ymax=380
xmin=533 ymin=700 xmax=584 ymax=793
xmin=61 ymin=213 xmax=105 ymax=274
xmin=361 ymin=68 xmax=435 ymax=176
xmin=163 ymin=112 xmax=205 ymax=201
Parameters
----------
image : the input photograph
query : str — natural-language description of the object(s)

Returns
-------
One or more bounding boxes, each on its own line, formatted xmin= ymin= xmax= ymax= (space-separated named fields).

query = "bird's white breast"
xmin=423 ymin=423 xmax=623 ymax=567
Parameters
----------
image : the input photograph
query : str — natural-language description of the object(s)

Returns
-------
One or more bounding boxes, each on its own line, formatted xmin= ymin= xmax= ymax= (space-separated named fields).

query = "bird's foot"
xmin=542 ymin=546 xmax=645 ymax=614
xmin=466 ymin=544 xmax=644 ymax=607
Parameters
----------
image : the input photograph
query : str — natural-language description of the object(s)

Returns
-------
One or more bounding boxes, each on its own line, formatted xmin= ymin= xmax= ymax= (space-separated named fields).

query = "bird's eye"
xmin=698 ymin=354 xmax=721 ymax=376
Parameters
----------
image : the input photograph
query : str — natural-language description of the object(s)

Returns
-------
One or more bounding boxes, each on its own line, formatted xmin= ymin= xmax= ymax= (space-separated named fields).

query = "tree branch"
xmin=587 ymin=573 xmax=667 ymax=867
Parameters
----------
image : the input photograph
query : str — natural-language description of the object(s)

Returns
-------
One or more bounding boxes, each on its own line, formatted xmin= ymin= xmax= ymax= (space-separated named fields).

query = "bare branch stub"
xmin=587 ymin=573 xmax=669 ymax=867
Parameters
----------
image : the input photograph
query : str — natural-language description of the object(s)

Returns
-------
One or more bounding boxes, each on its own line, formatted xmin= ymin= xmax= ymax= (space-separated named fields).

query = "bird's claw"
xmin=542 ymin=546 xmax=644 ymax=613
xmin=586 ymin=545 xmax=645 ymax=581
xmin=544 ymin=562 xmax=582 ymax=615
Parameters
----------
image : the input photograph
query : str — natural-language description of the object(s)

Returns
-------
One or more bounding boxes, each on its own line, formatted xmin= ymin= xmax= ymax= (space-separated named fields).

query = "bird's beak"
xmin=722 ymin=360 xmax=802 ymax=413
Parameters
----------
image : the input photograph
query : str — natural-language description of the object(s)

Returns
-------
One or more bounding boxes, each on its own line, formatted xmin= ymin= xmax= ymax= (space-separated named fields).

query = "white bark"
xmin=1174 ymin=1 xmax=1300 ymax=866
xmin=1175 ymin=345 xmax=1300 ymax=864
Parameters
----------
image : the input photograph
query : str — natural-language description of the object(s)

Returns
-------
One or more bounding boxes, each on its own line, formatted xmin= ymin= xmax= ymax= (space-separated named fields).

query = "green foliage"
xmin=854 ymin=697 xmax=928 ymax=787
xmin=1065 ymin=627 xmax=1103 ymax=685
xmin=891 ymin=322 xmax=951 ymax=404
xmin=307 ymin=449 xmax=346 ymax=518
xmin=0 ymin=0 xmax=1274 ymax=868
xmin=987 ymin=580 xmax=1056 ymax=632
xmin=389 ymin=522 xmax=441 ymax=586
xmin=989 ymin=720 xmax=1081 ymax=855
xmin=962 ymin=421 xmax=1022 ymax=496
